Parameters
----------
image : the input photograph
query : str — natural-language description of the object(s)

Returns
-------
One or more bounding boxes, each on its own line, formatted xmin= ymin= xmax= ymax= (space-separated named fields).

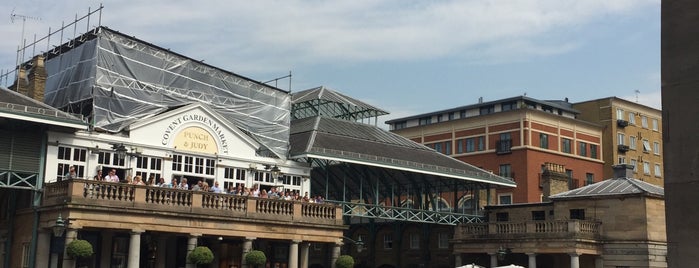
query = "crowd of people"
xmin=84 ymin=167 xmax=325 ymax=203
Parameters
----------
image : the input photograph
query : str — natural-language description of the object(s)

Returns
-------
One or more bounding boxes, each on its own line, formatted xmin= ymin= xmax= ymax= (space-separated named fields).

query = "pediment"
xmin=128 ymin=103 xmax=260 ymax=157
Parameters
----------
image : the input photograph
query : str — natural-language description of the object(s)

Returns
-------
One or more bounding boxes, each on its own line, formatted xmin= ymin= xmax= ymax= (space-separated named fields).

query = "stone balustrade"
xmin=43 ymin=179 xmax=342 ymax=225
xmin=456 ymin=219 xmax=601 ymax=240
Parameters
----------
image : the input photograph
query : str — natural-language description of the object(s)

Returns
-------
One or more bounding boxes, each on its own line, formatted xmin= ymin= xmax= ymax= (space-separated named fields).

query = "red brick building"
xmin=387 ymin=96 xmax=605 ymax=204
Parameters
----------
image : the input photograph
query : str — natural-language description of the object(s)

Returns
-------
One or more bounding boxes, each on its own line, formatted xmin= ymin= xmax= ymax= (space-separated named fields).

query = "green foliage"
xmin=335 ymin=255 xmax=355 ymax=268
xmin=66 ymin=239 xmax=94 ymax=258
xmin=244 ymin=250 xmax=267 ymax=266
xmin=188 ymin=246 xmax=214 ymax=264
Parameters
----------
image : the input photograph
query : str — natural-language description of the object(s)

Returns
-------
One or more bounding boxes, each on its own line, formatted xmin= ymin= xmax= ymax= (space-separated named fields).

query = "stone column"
xmin=128 ymin=231 xmax=143 ymax=268
xmin=526 ymin=253 xmax=536 ymax=268
xmin=155 ymin=236 xmax=168 ymax=268
xmin=454 ymin=254 xmax=462 ymax=267
xmin=330 ymin=242 xmax=341 ymax=268
xmin=35 ymin=230 xmax=51 ymax=268
xmin=489 ymin=253 xmax=498 ymax=268
xmin=299 ymin=242 xmax=310 ymax=268
xmin=62 ymin=228 xmax=78 ymax=268
xmin=569 ymin=253 xmax=580 ymax=268
xmin=241 ymin=237 xmax=256 ymax=268
xmin=186 ymin=234 xmax=201 ymax=268
xmin=288 ymin=240 xmax=300 ymax=268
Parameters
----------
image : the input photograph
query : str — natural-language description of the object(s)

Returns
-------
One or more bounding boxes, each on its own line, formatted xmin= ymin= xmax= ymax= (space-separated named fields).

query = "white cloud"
xmin=0 ymin=0 xmax=658 ymax=76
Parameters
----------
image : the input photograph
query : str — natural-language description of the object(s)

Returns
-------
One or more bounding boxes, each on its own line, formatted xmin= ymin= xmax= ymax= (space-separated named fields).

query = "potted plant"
xmin=188 ymin=246 xmax=214 ymax=267
xmin=66 ymin=239 xmax=94 ymax=259
xmin=244 ymin=250 xmax=267 ymax=268
xmin=335 ymin=255 xmax=355 ymax=268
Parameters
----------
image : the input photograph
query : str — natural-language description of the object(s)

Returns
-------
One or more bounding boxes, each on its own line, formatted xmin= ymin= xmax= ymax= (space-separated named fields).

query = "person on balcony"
xmin=211 ymin=181 xmax=223 ymax=193
xmin=133 ymin=175 xmax=145 ymax=185
xmin=155 ymin=177 xmax=165 ymax=187
xmin=251 ymin=184 xmax=260 ymax=197
xmin=191 ymin=180 xmax=203 ymax=191
xmin=93 ymin=170 xmax=103 ymax=181
xmin=178 ymin=177 xmax=189 ymax=190
xmin=64 ymin=165 xmax=78 ymax=180
xmin=105 ymin=169 xmax=120 ymax=182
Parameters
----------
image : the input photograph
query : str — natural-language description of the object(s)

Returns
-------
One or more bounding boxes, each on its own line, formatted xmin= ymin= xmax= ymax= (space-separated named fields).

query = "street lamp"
xmin=112 ymin=143 xmax=128 ymax=161
xmin=496 ymin=246 xmax=511 ymax=261
xmin=52 ymin=214 xmax=66 ymax=237
xmin=343 ymin=236 xmax=364 ymax=253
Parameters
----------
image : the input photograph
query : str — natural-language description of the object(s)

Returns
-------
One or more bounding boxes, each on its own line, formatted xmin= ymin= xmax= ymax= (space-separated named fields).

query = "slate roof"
xmin=289 ymin=116 xmax=516 ymax=187
xmin=0 ymin=87 xmax=86 ymax=128
xmin=549 ymin=177 xmax=664 ymax=199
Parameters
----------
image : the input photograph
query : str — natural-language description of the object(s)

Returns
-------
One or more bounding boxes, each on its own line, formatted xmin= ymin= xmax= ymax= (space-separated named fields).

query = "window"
xmin=409 ymin=233 xmax=420 ymax=249
xmin=496 ymin=212 xmax=509 ymax=222
xmin=438 ymin=232 xmax=449 ymax=249
xmin=616 ymin=108 xmax=624 ymax=120
xmin=499 ymin=164 xmax=512 ymax=180
xmin=394 ymin=121 xmax=407 ymax=130
xmin=434 ymin=143 xmax=443 ymax=153
xmin=642 ymin=116 xmax=648 ymax=128
xmin=456 ymin=139 xmax=463 ymax=154
xmin=498 ymin=194 xmax=512 ymax=205
xmin=652 ymin=118 xmax=659 ymax=131
xmin=21 ymin=242 xmax=30 ymax=268
xmin=497 ymin=133 xmax=512 ymax=154
xmin=561 ymin=138 xmax=572 ymax=153
xmin=465 ymin=138 xmax=475 ymax=152
xmin=590 ymin=144 xmax=598 ymax=159
xmin=56 ymin=146 xmax=87 ymax=180
xmin=223 ymin=168 xmax=246 ymax=181
xmin=618 ymin=156 xmax=626 ymax=164
xmin=477 ymin=136 xmax=485 ymax=151
xmin=459 ymin=110 xmax=466 ymax=119
xmin=419 ymin=117 xmax=431 ymax=126
xmin=540 ymin=133 xmax=548 ymax=149
xmin=479 ymin=105 xmax=494 ymax=115
xmin=172 ymin=154 xmax=216 ymax=176
xmin=630 ymin=159 xmax=638 ymax=172
xmin=655 ymin=164 xmax=662 ymax=177
xmin=579 ymin=142 xmax=587 ymax=156
xmin=134 ymin=156 xmax=163 ymax=182
xmin=501 ymin=101 xmax=517 ymax=111
xmin=448 ymin=112 xmax=455 ymax=120
xmin=642 ymin=140 xmax=651 ymax=153
xmin=570 ymin=209 xmax=585 ymax=220
xmin=542 ymin=105 xmax=554 ymax=113
xmin=653 ymin=142 xmax=660 ymax=155
xmin=617 ymin=133 xmax=625 ymax=145
xmin=629 ymin=136 xmax=637 ymax=150
xmin=628 ymin=112 xmax=636 ymax=124
xmin=643 ymin=162 xmax=651 ymax=175
xmin=586 ymin=173 xmax=594 ymax=185
xmin=437 ymin=114 xmax=443 ymax=122
xmin=444 ymin=141 xmax=452 ymax=155
xmin=383 ymin=234 xmax=393 ymax=249
xmin=532 ymin=211 xmax=545 ymax=221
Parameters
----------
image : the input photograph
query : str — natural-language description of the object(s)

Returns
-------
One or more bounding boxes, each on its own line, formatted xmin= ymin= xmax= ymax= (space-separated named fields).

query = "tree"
xmin=244 ymin=250 xmax=267 ymax=268
xmin=188 ymin=246 xmax=214 ymax=266
xmin=66 ymin=239 xmax=94 ymax=259
xmin=335 ymin=255 xmax=355 ymax=268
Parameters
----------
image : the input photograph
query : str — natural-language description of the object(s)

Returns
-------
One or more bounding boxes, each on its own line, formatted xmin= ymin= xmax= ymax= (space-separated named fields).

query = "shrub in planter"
xmin=244 ymin=250 xmax=267 ymax=267
xmin=66 ymin=239 xmax=94 ymax=259
xmin=335 ymin=255 xmax=355 ymax=268
xmin=188 ymin=246 xmax=214 ymax=265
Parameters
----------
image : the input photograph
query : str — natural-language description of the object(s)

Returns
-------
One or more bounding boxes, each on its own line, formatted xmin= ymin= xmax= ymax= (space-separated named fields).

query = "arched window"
xmin=457 ymin=195 xmax=476 ymax=214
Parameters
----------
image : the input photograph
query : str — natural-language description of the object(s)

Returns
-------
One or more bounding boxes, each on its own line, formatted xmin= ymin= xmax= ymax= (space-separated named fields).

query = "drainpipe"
xmin=28 ymin=135 xmax=47 ymax=268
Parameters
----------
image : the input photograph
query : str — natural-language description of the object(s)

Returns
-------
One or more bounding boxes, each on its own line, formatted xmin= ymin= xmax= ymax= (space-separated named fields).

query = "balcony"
xmin=456 ymin=220 xmax=601 ymax=241
xmin=43 ymin=179 xmax=343 ymax=228
xmin=617 ymin=119 xmax=629 ymax=128
xmin=618 ymin=144 xmax=630 ymax=153
xmin=496 ymin=139 xmax=512 ymax=154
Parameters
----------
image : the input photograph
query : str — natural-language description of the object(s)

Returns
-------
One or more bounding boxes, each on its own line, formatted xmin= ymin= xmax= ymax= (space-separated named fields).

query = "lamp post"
xmin=342 ymin=236 xmax=364 ymax=253
xmin=52 ymin=214 xmax=66 ymax=238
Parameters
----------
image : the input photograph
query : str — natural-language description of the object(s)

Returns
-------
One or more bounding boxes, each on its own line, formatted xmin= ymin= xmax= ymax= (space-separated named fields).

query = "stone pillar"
xmin=569 ymin=253 xmax=580 ymax=268
xmin=489 ymin=253 xmax=498 ymax=268
xmin=128 ymin=231 xmax=143 ymax=268
xmin=62 ymin=228 xmax=79 ymax=268
xmin=330 ymin=242 xmax=341 ymax=268
xmin=288 ymin=240 xmax=300 ymax=268
xmin=186 ymin=234 xmax=201 ymax=268
xmin=299 ymin=242 xmax=310 ymax=268
xmin=35 ymin=230 xmax=51 ymax=268
xmin=241 ymin=237 xmax=256 ymax=268
xmin=454 ymin=253 xmax=462 ymax=267
xmin=595 ymin=255 xmax=603 ymax=268
xmin=526 ymin=253 xmax=536 ymax=268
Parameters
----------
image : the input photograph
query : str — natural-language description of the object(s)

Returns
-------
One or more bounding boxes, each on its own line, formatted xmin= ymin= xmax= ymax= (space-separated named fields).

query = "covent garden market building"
xmin=0 ymin=15 xmax=514 ymax=268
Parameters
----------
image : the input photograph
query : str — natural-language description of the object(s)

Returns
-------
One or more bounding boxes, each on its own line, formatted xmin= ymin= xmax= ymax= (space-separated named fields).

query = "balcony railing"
xmin=43 ymin=179 xmax=342 ymax=225
xmin=456 ymin=220 xmax=601 ymax=240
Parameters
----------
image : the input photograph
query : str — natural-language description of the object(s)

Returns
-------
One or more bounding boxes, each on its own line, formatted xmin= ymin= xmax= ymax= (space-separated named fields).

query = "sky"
xmin=0 ymin=0 xmax=661 ymax=125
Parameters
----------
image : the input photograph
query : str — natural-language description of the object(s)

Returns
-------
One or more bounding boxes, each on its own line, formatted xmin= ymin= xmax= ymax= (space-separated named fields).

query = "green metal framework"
xmin=292 ymin=99 xmax=388 ymax=122
xmin=0 ymin=169 xmax=39 ymax=190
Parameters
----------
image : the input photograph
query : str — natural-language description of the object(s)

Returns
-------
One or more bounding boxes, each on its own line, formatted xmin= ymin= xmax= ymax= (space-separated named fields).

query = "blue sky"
xmin=0 ymin=0 xmax=661 ymax=124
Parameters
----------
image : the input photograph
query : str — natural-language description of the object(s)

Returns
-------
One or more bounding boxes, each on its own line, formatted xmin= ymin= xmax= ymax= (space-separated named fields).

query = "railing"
xmin=332 ymin=200 xmax=486 ymax=225
xmin=456 ymin=220 xmax=601 ymax=240
xmin=43 ymin=179 xmax=342 ymax=225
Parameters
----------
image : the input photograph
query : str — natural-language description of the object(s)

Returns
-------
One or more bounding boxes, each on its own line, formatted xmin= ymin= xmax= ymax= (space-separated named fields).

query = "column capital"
xmin=291 ymin=239 xmax=303 ymax=244
xmin=245 ymin=237 xmax=257 ymax=241
xmin=569 ymin=252 xmax=580 ymax=257
xmin=131 ymin=229 xmax=145 ymax=234
xmin=190 ymin=233 xmax=202 ymax=237
xmin=525 ymin=252 xmax=537 ymax=256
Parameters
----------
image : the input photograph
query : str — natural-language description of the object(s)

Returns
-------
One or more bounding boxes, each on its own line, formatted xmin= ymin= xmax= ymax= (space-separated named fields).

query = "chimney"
xmin=26 ymin=55 xmax=47 ymax=102
xmin=612 ymin=164 xmax=634 ymax=178
xmin=541 ymin=162 xmax=570 ymax=202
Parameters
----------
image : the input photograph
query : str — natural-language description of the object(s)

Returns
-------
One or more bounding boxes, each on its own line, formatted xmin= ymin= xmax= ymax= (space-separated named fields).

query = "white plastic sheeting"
xmin=44 ymin=27 xmax=290 ymax=158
